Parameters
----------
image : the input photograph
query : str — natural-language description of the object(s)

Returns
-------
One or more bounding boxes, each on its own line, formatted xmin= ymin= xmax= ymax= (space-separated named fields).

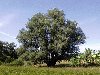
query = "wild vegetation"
xmin=70 ymin=48 xmax=100 ymax=67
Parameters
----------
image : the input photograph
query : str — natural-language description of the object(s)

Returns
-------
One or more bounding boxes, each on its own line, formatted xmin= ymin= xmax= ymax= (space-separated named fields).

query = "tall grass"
xmin=0 ymin=66 xmax=100 ymax=75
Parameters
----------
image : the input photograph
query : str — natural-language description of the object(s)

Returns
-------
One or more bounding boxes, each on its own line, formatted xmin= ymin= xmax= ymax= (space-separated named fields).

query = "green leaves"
xmin=17 ymin=8 xmax=86 ymax=66
xmin=0 ymin=41 xmax=17 ymax=62
xmin=70 ymin=48 xmax=100 ymax=67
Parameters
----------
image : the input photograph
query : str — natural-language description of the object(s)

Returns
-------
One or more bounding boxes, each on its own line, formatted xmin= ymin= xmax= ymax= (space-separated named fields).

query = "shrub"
xmin=70 ymin=57 xmax=80 ymax=67
xmin=10 ymin=59 xmax=24 ymax=66
xmin=0 ymin=61 xmax=2 ymax=65
xmin=24 ymin=61 xmax=33 ymax=66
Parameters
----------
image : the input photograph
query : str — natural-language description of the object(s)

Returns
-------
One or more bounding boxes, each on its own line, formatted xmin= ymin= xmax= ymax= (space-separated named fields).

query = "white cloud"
xmin=0 ymin=13 xmax=19 ymax=46
xmin=0 ymin=13 xmax=17 ymax=39
xmin=0 ymin=31 xmax=16 ymax=39
xmin=0 ymin=14 xmax=16 ymax=27
xmin=0 ymin=23 xmax=3 ymax=27
xmin=79 ymin=17 xmax=97 ymax=25
xmin=0 ymin=22 xmax=4 ymax=27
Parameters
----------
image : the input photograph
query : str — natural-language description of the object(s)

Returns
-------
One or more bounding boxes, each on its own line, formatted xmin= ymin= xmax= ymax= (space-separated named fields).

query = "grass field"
xmin=0 ymin=66 xmax=100 ymax=75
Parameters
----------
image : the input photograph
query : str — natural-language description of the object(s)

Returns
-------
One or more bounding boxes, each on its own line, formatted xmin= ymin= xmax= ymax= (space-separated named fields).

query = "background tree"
xmin=0 ymin=41 xmax=17 ymax=63
xmin=16 ymin=45 xmax=26 ymax=57
xmin=17 ymin=8 xmax=86 ymax=66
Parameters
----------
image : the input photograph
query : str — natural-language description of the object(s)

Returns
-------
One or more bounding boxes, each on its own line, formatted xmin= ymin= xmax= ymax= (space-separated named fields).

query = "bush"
xmin=24 ymin=61 xmax=33 ymax=66
xmin=18 ymin=51 xmax=30 ymax=61
xmin=10 ymin=59 xmax=24 ymax=66
xmin=0 ymin=61 xmax=2 ymax=65
xmin=70 ymin=57 xmax=80 ymax=67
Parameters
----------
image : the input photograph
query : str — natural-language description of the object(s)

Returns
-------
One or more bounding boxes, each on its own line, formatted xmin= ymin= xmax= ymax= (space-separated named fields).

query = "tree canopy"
xmin=0 ymin=41 xmax=17 ymax=62
xmin=17 ymin=8 xmax=86 ymax=66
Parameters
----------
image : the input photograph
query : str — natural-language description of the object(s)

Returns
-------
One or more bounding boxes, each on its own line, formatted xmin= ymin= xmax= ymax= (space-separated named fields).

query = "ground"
xmin=0 ymin=66 xmax=100 ymax=75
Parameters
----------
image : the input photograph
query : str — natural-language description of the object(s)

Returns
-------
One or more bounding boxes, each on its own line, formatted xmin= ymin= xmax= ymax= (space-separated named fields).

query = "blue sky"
xmin=0 ymin=0 xmax=100 ymax=52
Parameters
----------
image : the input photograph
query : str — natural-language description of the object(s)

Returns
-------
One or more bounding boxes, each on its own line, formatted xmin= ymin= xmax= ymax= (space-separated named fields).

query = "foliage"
xmin=17 ymin=8 xmax=86 ymax=66
xmin=18 ymin=51 xmax=31 ymax=61
xmin=16 ymin=45 xmax=26 ymax=57
xmin=10 ymin=59 xmax=24 ymax=66
xmin=0 ymin=61 xmax=2 ymax=65
xmin=0 ymin=41 xmax=17 ymax=63
xmin=70 ymin=48 xmax=100 ymax=67
xmin=70 ymin=57 xmax=80 ymax=67
xmin=18 ymin=50 xmax=46 ymax=65
xmin=24 ymin=61 xmax=33 ymax=66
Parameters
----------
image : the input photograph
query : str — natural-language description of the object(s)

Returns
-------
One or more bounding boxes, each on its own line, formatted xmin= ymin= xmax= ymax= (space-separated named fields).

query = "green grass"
xmin=0 ymin=66 xmax=100 ymax=75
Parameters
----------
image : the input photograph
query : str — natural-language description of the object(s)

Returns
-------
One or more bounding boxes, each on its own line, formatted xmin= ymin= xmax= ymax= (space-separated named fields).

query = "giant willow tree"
xmin=17 ymin=8 xmax=86 ymax=66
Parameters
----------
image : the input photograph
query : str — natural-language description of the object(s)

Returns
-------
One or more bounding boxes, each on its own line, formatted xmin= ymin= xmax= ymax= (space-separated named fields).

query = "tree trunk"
xmin=46 ymin=52 xmax=58 ymax=67
xmin=46 ymin=60 xmax=56 ymax=67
